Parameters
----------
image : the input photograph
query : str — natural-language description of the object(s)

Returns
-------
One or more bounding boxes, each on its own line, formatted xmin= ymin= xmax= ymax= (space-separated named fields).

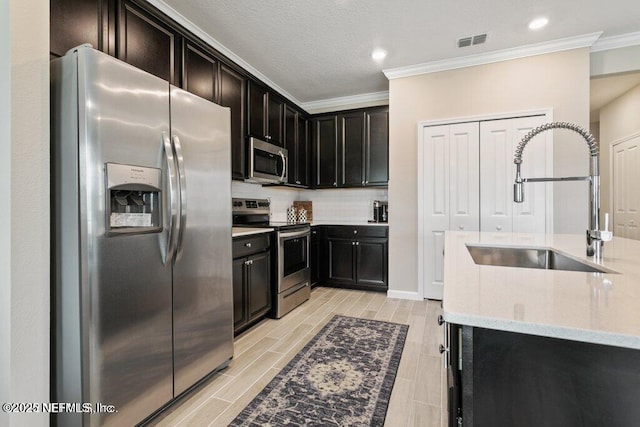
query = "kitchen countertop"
xmin=232 ymin=227 xmax=274 ymax=238
xmin=443 ymin=231 xmax=640 ymax=349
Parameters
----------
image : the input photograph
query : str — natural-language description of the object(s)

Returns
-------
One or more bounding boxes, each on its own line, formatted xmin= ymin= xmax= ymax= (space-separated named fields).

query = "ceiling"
xmin=157 ymin=0 xmax=640 ymax=106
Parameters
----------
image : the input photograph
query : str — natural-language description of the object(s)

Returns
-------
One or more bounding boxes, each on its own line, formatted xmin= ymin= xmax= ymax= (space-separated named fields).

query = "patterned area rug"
xmin=229 ymin=315 xmax=409 ymax=426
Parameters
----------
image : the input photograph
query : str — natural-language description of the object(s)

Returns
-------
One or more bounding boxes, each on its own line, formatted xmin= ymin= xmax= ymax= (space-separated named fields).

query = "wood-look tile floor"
xmin=150 ymin=287 xmax=446 ymax=427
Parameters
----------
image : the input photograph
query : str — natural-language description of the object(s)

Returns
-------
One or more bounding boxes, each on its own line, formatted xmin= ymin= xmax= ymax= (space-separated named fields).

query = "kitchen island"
xmin=442 ymin=231 xmax=640 ymax=426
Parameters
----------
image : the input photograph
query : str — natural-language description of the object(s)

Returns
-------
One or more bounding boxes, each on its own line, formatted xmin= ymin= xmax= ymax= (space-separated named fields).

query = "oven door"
xmin=278 ymin=228 xmax=310 ymax=293
xmin=248 ymin=137 xmax=287 ymax=184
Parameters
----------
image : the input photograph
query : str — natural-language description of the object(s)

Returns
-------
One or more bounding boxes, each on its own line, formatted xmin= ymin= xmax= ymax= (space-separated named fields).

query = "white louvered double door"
xmin=420 ymin=115 xmax=550 ymax=299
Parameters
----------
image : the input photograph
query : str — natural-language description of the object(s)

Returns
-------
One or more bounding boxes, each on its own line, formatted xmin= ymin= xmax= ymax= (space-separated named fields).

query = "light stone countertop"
xmin=232 ymin=227 xmax=274 ymax=238
xmin=443 ymin=231 xmax=640 ymax=349
xmin=310 ymin=221 xmax=389 ymax=227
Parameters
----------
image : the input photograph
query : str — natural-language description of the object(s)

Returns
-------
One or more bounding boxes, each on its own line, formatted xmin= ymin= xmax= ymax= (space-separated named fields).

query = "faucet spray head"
xmin=514 ymin=164 xmax=524 ymax=203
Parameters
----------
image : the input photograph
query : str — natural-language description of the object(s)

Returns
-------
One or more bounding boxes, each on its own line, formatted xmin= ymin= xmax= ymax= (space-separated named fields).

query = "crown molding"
xmin=145 ymin=0 xmax=304 ymax=107
xmin=300 ymin=91 xmax=389 ymax=112
xmin=383 ymin=32 xmax=603 ymax=80
xmin=590 ymin=31 xmax=640 ymax=53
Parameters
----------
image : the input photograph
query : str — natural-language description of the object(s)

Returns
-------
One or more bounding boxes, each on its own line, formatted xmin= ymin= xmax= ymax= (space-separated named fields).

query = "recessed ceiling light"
xmin=528 ymin=17 xmax=549 ymax=30
xmin=371 ymin=49 xmax=387 ymax=61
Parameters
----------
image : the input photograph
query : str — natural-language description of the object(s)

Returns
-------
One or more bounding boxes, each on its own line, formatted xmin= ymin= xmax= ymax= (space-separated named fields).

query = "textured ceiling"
xmin=160 ymin=0 xmax=640 ymax=104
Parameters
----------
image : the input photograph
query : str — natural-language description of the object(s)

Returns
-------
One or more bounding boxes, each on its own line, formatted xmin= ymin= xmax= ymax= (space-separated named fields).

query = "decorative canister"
xmin=298 ymin=208 xmax=307 ymax=223
xmin=287 ymin=206 xmax=297 ymax=223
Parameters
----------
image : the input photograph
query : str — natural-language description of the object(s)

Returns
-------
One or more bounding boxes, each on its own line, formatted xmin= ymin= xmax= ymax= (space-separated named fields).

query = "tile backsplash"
xmin=231 ymin=181 xmax=388 ymax=222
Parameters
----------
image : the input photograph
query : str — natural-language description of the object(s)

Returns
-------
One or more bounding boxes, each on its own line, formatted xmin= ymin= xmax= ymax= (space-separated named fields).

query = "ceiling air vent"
xmin=472 ymin=34 xmax=487 ymax=45
xmin=457 ymin=33 xmax=488 ymax=48
xmin=457 ymin=37 xmax=472 ymax=48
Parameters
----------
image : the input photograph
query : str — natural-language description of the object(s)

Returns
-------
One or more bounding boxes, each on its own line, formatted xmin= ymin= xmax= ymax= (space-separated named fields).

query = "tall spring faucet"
xmin=513 ymin=122 xmax=612 ymax=260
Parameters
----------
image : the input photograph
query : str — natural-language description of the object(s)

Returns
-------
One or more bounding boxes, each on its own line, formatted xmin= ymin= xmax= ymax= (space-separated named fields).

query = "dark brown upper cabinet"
xmin=247 ymin=81 xmax=284 ymax=146
xmin=284 ymin=105 xmax=309 ymax=187
xmin=296 ymin=114 xmax=309 ymax=187
xmin=311 ymin=106 xmax=389 ymax=189
xmin=340 ymin=112 xmax=366 ymax=187
xmin=50 ymin=0 xmax=105 ymax=57
xmin=116 ymin=0 xmax=179 ymax=84
xmin=182 ymin=40 xmax=218 ymax=103
xmin=313 ymin=116 xmax=339 ymax=188
xmin=365 ymin=108 xmax=389 ymax=186
xmin=218 ymin=64 xmax=247 ymax=181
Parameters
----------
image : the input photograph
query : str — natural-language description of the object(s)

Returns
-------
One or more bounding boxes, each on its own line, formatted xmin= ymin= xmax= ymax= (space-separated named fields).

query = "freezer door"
xmin=72 ymin=47 xmax=174 ymax=427
xmin=170 ymin=86 xmax=234 ymax=395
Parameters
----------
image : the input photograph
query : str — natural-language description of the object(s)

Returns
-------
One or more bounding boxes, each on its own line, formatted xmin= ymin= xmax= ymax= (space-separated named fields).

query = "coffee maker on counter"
xmin=372 ymin=200 xmax=388 ymax=223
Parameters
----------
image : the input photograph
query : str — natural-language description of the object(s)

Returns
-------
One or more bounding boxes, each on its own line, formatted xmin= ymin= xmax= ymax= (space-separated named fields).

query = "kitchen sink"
xmin=465 ymin=244 xmax=617 ymax=274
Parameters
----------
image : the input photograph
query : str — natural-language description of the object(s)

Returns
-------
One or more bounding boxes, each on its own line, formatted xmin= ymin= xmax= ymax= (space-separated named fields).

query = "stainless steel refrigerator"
xmin=51 ymin=45 xmax=233 ymax=426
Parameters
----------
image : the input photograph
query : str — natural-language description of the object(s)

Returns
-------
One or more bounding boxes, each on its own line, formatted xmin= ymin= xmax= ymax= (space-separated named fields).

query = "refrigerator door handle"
xmin=161 ymin=131 xmax=180 ymax=265
xmin=172 ymin=134 xmax=188 ymax=262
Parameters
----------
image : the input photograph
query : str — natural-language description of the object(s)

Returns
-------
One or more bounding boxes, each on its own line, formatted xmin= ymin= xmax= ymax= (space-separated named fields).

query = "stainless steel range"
xmin=232 ymin=198 xmax=311 ymax=318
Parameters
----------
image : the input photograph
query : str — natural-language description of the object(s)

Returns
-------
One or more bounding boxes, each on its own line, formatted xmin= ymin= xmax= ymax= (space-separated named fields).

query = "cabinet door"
xmin=232 ymin=257 xmax=247 ymax=331
xmin=297 ymin=115 xmax=309 ymax=187
xmin=310 ymin=228 xmax=321 ymax=286
xmin=51 ymin=0 xmax=103 ymax=57
xmin=327 ymin=237 xmax=356 ymax=284
xmin=340 ymin=112 xmax=365 ymax=187
xmin=267 ymin=94 xmax=284 ymax=146
xmin=314 ymin=117 xmax=338 ymax=187
xmin=284 ymin=105 xmax=298 ymax=185
xmin=365 ymin=108 xmax=389 ymax=186
xmin=356 ymin=238 xmax=388 ymax=289
xmin=247 ymin=81 xmax=268 ymax=139
xmin=183 ymin=41 xmax=217 ymax=102
xmin=116 ymin=0 xmax=178 ymax=83
xmin=247 ymin=251 xmax=271 ymax=319
xmin=219 ymin=64 xmax=247 ymax=180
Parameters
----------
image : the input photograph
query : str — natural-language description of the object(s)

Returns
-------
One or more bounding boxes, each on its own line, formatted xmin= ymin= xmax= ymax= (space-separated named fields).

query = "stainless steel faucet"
xmin=513 ymin=122 xmax=612 ymax=259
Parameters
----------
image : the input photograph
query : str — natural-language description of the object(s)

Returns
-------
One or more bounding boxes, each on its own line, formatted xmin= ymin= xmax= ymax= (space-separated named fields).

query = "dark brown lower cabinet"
xmin=232 ymin=234 xmax=272 ymax=335
xmin=322 ymin=226 xmax=388 ymax=291
xmin=310 ymin=227 xmax=322 ymax=287
xmin=444 ymin=323 xmax=640 ymax=427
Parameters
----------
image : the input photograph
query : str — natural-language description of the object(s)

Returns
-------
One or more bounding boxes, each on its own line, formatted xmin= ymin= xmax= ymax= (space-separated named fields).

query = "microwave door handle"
xmin=172 ymin=134 xmax=187 ymax=262
xmin=279 ymin=151 xmax=286 ymax=181
xmin=161 ymin=131 xmax=179 ymax=265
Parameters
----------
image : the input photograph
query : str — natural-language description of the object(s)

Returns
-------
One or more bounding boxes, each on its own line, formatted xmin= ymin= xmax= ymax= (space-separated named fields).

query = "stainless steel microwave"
xmin=247 ymin=137 xmax=288 ymax=184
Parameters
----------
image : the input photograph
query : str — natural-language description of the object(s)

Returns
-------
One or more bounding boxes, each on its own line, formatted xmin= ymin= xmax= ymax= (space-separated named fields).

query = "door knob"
xmin=458 ymin=225 xmax=464 ymax=230
xmin=496 ymin=226 xmax=502 ymax=231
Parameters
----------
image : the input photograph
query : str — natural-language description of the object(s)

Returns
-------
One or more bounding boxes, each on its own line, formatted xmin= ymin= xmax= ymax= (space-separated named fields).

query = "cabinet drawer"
xmin=325 ymin=225 xmax=388 ymax=239
xmin=233 ymin=233 xmax=270 ymax=258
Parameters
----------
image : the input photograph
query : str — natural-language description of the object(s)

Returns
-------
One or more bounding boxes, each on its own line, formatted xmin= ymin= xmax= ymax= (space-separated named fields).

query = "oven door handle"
xmin=279 ymin=229 xmax=310 ymax=239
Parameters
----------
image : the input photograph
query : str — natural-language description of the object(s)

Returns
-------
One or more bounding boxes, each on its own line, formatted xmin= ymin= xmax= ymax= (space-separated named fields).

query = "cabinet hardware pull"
xmin=353 ymin=230 xmax=357 ymax=234
xmin=437 ymin=315 xmax=444 ymax=326
xmin=458 ymin=225 xmax=464 ymax=230
xmin=496 ymin=226 xmax=502 ymax=231
xmin=439 ymin=344 xmax=447 ymax=354
xmin=356 ymin=242 xmax=360 ymax=246
xmin=245 ymin=242 xmax=252 ymax=247
xmin=362 ymin=180 xmax=365 ymax=185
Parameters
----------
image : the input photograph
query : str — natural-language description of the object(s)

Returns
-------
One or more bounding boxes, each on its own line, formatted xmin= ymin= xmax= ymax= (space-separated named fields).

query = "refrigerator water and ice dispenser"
xmin=106 ymin=162 xmax=162 ymax=234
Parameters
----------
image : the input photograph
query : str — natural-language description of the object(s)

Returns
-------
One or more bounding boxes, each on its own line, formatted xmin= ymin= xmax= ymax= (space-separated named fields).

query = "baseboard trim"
xmin=386 ymin=290 xmax=424 ymax=301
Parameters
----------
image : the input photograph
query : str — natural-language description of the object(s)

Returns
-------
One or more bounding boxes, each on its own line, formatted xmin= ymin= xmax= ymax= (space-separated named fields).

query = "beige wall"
xmin=2 ymin=0 xmax=50 ymax=426
xmin=599 ymin=83 xmax=640 ymax=219
xmin=388 ymin=48 xmax=591 ymax=295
